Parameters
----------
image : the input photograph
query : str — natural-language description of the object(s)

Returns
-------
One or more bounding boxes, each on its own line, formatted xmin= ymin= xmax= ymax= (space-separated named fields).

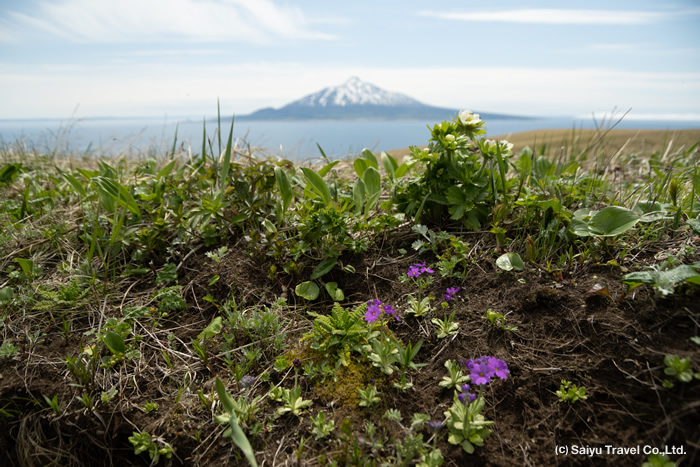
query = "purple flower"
xmin=468 ymin=361 xmax=495 ymax=385
xmin=407 ymin=262 xmax=434 ymax=278
xmin=427 ymin=420 xmax=444 ymax=432
xmin=444 ymin=286 xmax=461 ymax=301
xmin=364 ymin=299 xmax=399 ymax=323
xmin=293 ymin=358 xmax=301 ymax=368
xmin=238 ymin=375 xmax=256 ymax=389
xmin=382 ymin=304 xmax=399 ymax=321
xmin=364 ymin=300 xmax=382 ymax=322
xmin=464 ymin=356 xmax=510 ymax=385
xmin=488 ymin=357 xmax=510 ymax=380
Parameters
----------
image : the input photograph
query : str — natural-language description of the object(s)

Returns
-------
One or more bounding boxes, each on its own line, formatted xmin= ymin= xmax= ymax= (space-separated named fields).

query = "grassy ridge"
xmin=386 ymin=128 xmax=700 ymax=163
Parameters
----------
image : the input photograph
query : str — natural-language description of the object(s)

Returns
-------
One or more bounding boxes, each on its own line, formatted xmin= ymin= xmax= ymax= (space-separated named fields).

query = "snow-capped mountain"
xmin=294 ymin=76 xmax=419 ymax=108
xmin=240 ymin=77 xmax=457 ymax=120
xmin=239 ymin=77 xmax=528 ymax=121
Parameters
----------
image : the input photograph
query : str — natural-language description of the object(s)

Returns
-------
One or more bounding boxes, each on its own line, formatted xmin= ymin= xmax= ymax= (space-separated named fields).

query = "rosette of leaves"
xmin=444 ymin=392 xmax=494 ymax=454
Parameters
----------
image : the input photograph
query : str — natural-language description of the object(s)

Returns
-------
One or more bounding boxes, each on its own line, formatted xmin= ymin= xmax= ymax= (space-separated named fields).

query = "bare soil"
xmin=1 ymin=231 xmax=698 ymax=466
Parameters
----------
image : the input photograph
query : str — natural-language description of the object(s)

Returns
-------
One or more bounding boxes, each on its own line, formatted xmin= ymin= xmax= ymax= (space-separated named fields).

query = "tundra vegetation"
xmin=0 ymin=111 xmax=699 ymax=466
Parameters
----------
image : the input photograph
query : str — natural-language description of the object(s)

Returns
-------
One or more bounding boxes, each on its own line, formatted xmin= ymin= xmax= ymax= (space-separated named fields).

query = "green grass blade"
xmin=301 ymin=167 xmax=331 ymax=206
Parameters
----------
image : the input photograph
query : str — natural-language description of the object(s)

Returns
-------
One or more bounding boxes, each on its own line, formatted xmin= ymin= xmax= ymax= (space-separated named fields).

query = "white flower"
xmin=499 ymin=140 xmax=514 ymax=153
xmin=483 ymin=139 xmax=497 ymax=151
xmin=458 ymin=110 xmax=481 ymax=126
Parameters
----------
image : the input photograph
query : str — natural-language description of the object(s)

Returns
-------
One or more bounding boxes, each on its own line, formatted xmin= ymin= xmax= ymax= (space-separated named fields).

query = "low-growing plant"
xmin=128 ymin=431 xmax=176 ymax=464
xmin=439 ymin=360 xmax=469 ymax=390
xmin=310 ymin=411 xmax=335 ymax=440
xmin=432 ymin=311 xmax=459 ymax=339
xmin=142 ymin=401 xmax=159 ymax=414
xmin=270 ymin=382 xmax=313 ymax=417
xmin=622 ymin=260 xmax=700 ymax=297
xmin=556 ymin=379 xmax=588 ymax=404
xmin=43 ymin=394 xmax=64 ymax=416
xmin=357 ymin=383 xmax=381 ymax=408
xmin=662 ymin=355 xmax=699 ymax=388
xmin=403 ymin=263 xmax=434 ymax=317
xmin=444 ymin=356 xmax=510 ymax=454
xmin=483 ymin=308 xmax=518 ymax=332
xmin=0 ymin=341 xmax=19 ymax=359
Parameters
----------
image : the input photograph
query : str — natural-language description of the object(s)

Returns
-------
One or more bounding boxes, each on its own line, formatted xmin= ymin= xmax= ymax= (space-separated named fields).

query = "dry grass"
xmin=385 ymin=128 xmax=700 ymax=163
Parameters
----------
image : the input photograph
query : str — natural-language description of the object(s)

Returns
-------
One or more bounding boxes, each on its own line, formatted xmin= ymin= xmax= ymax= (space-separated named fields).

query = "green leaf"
xmin=0 ymin=163 xmax=21 ymax=184
xmin=325 ymin=282 xmax=345 ymax=301
xmin=56 ymin=167 xmax=87 ymax=197
xmin=360 ymin=148 xmax=379 ymax=168
xmin=352 ymin=178 xmax=366 ymax=215
xmin=496 ymin=253 xmax=525 ymax=271
xmin=394 ymin=156 xmax=416 ymax=179
xmin=317 ymin=160 xmax=340 ymax=177
xmin=363 ymin=167 xmax=381 ymax=196
xmin=274 ymin=167 xmax=294 ymax=211
xmin=13 ymin=258 xmax=35 ymax=277
xmin=261 ymin=218 xmax=277 ymax=233
xmin=103 ymin=331 xmax=126 ymax=355
xmin=362 ymin=167 xmax=382 ymax=214
xmin=0 ymin=286 xmax=13 ymax=305
xmin=215 ymin=378 xmax=236 ymax=413
xmin=588 ymin=206 xmax=640 ymax=236
xmin=156 ymin=160 xmax=177 ymax=180
xmin=198 ymin=316 xmax=223 ymax=341
xmin=215 ymin=378 xmax=258 ymax=467
xmin=301 ymin=167 xmax=331 ymax=206
xmin=156 ymin=263 xmax=178 ymax=285
xmin=295 ymin=281 xmax=320 ymax=300
xmin=353 ymin=158 xmax=371 ymax=178
xmin=219 ymin=116 xmax=235 ymax=194
xmin=311 ymin=257 xmax=337 ymax=280
xmin=381 ymin=152 xmax=398 ymax=178
xmin=688 ymin=218 xmax=700 ymax=235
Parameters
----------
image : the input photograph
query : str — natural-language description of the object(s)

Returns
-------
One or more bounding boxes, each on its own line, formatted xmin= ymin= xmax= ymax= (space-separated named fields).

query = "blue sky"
xmin=1 ymin=0 xmax=699 ymax=120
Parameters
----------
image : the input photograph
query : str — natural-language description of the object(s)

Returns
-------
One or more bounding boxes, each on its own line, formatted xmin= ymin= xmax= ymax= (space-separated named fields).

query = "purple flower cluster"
xmin=465 ymin=356 xmax=510 ymax=386
xmin=364 ymin=299 xmax=399 ymax=323
xmin=444 ymin=286 xmax=460 ymax=301
xmin=407 ymin=262 xmax=434 ymax=278
xmin=238 ymin=375 xmax=256 ymax=389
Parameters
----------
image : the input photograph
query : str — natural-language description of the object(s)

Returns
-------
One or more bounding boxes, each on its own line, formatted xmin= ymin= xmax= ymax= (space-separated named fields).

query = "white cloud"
xmin=1 ymin=0 xmax=336 ymax=43
xmin=418 ymin=8 xmax=667 ymax=25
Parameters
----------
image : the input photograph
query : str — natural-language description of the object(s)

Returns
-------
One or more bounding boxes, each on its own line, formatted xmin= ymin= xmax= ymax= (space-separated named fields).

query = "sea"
xmin=1 ymin=116 xmax=699 ymax=161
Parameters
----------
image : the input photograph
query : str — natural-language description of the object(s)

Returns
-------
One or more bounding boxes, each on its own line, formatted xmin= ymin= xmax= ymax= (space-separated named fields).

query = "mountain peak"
xmin=293 ymin=77 xmax=419 ymax=108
